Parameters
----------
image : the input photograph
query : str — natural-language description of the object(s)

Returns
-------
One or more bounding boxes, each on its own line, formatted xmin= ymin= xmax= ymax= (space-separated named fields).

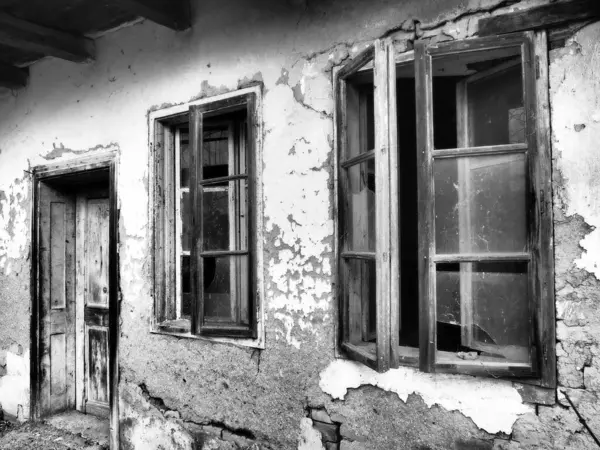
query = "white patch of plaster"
xmin=0 ymin=180 xmax=29 ymax=271
xmin=0 ymin=350 xmax=30 ymax=419
xmin=551 ymin=23 xmax=600 ymax=278
xmin=319 ymin=360 xmax=532 ymax=434
xmin=263 ymin=82 xmax=334 ymax=347
xmin=297 ymin=417 xmax=325 ymax=450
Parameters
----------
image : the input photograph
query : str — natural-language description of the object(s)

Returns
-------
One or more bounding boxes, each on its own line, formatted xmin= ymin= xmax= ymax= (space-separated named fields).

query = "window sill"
xmin=152 ymin=319 xmax=265 ymax=350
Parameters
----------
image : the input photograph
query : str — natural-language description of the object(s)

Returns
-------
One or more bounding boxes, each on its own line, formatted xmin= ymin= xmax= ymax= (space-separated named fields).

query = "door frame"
xmin=29 ymin=152 xmax=120 ymax=449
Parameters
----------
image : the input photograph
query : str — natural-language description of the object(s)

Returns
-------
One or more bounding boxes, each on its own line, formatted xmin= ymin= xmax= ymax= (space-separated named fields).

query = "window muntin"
xmin=337 ymin=33 xmax=554 ymax=383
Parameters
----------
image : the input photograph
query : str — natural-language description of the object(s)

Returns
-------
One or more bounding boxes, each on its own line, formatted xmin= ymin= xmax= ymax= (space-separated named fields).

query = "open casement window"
xmin=337 ymin=32 xmax=555 ymax=385
xmin=155 ymin=92 xmax=257 ymax=339
xmin=337 ymin=40 xmax=398 ymax=372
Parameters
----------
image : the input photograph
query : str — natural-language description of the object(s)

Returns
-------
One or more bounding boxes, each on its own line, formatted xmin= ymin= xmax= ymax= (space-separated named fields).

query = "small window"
xmin=336 ymin=33 xmax=555 ymax=385
xmin=152 ymin=88 xmax=261 ymax=340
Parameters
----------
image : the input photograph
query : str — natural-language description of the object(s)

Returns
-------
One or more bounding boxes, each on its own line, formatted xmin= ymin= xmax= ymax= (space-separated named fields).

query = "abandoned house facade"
xmin=0 ymin=0 xmax=599 ymax=448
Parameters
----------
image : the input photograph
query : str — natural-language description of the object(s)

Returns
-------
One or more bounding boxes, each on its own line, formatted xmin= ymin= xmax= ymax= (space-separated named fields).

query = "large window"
xmin=336 ymin=32 xmax=555 ymax=386
xmin=152 ymin=87 xmax=261 ymax=340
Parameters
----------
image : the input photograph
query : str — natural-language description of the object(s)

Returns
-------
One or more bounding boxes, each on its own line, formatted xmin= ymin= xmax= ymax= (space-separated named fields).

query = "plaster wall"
xmin=0 ymin=0 xmax=598 ymax=448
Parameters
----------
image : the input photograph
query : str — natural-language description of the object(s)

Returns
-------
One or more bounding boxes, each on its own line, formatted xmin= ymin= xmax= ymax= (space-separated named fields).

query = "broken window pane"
xmin=180 ymin=128 xmax=190 ymax=188
xmin=346 ymin=160 xmax=375 ymax=252
xmin=203 ymin=255 xmax=248 ymax=321
xmin=432 ymin=46 xmax=523 ymax=149
xmin=203 ymin=126 xmax=229 ymax=181
xmin=345 ymin=258 xmax=376 ymax=348
xmin=436 ymin=262 xmax=530 ymax=364
xmin=434 ymin=153 xmax=527 ymax=254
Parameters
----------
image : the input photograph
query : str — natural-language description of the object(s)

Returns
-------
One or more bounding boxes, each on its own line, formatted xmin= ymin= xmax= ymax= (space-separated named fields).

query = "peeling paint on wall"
xmin=319 ymin=360 xmax=532 ymax=434
xmin=0 ymin=177 xmax=29 ymax=273
xmin=551 ymin=23 xmax=600 ymax=279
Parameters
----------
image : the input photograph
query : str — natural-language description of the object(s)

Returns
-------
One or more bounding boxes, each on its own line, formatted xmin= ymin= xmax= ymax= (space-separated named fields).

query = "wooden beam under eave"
xmin=0 ymin=13 xmax=94 ymax=63
xmin=478 ymin=0 xmax=600 ymax=36
xmin=0 ymin=62 xmax=27 ymax=89
xmin=121 ymin=0 xmax=191 ymax=31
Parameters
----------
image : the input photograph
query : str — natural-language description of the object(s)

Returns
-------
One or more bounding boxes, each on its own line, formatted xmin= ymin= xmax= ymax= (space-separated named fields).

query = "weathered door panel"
xmin=76 ymin=190 xmax=110 ymax=418
xmin=39 ymin=183 xmax=76 ymax=416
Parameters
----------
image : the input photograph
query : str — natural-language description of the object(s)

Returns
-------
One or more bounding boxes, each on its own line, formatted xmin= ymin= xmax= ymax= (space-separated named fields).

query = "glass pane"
xmin=181 ymin=255 xmax=191 ymax=317
xmin=180 ymin=191 xmax=192 ymax=252
xmin=345 ymin=258 xmax=376 ymax=348
xmin=231 ymin=180 xmax=248 ymax=251
xmin=345 ymin=69 xmax=374 ymax=160
xmin=202 ymin=187 xmax=229 ymax=251
xmin=203 ymin=126 xmax=229 ymax=181
xmin=469 ymin=64 xmax=524 ymax=146
xmin=203 ymin=255 xmax=248 ymax=322
xmin=436 ymin=262 xmax=530 ymax=364
xmin=346 ymin=160 xmax=375 ymax=252
xmin=432 ymin=46 xmax=523 ymax=149
xmin=180 ymin=127 xmax=190 ymax=188
xmin=434 ymin=153 xmax=527 ymax=254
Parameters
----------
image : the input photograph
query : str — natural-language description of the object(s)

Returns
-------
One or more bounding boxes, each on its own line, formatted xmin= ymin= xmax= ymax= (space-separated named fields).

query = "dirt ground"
xmin=0 ymin=419 xmax=108 ymax=450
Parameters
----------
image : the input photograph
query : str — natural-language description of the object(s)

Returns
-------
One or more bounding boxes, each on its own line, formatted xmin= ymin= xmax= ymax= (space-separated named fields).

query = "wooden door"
xmin=38 ymin=183 xmax=77 ymax=416
xmin=75 ymin=187 xmax=110 ymax=418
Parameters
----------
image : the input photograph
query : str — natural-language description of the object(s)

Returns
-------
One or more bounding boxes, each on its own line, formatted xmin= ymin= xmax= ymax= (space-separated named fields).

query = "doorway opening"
xmin=30 ymin=155 xmax=119 ymax=449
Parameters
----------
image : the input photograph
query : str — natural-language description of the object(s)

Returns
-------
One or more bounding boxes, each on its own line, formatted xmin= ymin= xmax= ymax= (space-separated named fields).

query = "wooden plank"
xmin=245 ymin=93 xmax=258 ymax=339
xmin=340 ymin=149 xmax=375 ymax=169
xmin=374 ymin=39 xmax=391 ymax=373
xmin=455 ymin=80 xmax=475 ymax=350
xmin=433 ymin=252 xmax=531 ymax=263
xmin=433 ymin=143 xmax=528 ymax=158
xmin=108 ymin=160 xmax=120 ymax=450
xmin=153 ymin=121 xmax=167 ymax=323
xmin=0 ymin=62 xmax=27 ymax=89
xmin=87 ymin=327 xmax=109 ymax=405
xmin=533 ymin=31 xmax=556 ymax=388
xmin=164 ymin=126 xmax=177 ymax=321
xmin=387 ymin=38 xmax=401 ymax=369
xmin=337 ymin=74 xmax=351 ymax=347
xmin=190 ymin=104 xmax=203 ymax=334
xmin=29 ymin=179 xmax=40 ymax=420
xmin=86 ymin=199 xmax=110 ymax=307
xmin=341 ymin=342 xmax=377 ymax=370
xmin=50 ymin=333 xmax=67 ymax=408
xmin=337 ymin=45 xmax=375 ymax=80
xmin=75 ymin=195 xmax=86 ymax=412
xmin=120 ymin=0 xmax=191 ymax=31
xmin=415 ymin=41 xmax=435 ymax=373
xmin=199 ymin=173 xmax=247 ymax=186
xmin=478 ymin=0 xmax=600 ymax=37
xmin=50 ymin=202 xmax=67 ymax=310
xmin=428 ymin=33 xmax=528 ymax=55
xmin=0 ymin=12 xmax=94 ymax=63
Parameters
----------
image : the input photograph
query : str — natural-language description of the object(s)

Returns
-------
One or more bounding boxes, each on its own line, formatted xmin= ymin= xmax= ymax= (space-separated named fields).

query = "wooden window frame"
xmin=336 ymin=32 xmax=555 ymax=388
xmin=150 ymin=85 xmax=265 ymax=348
